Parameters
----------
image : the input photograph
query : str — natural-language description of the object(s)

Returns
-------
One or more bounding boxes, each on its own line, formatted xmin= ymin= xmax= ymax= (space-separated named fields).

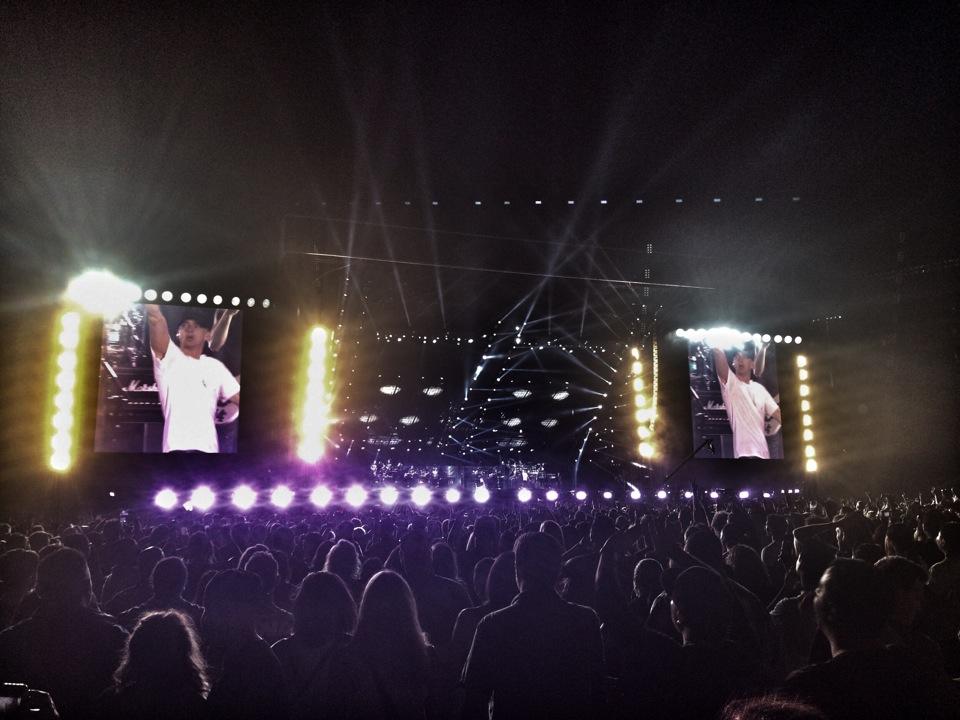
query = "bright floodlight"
xmin=683 ymin=491 xmax=693 ymax=499
xmin=656 ymin=490 xmax=668 ymax=500
xmin=65 ymin=270 xmax=142 ymax=318
xmin=601 ymin=491 xmax=613 ymax=500
xmin=196 ymin=293 xmax=207 ymax=304
xmin=444 ymin=488 xmax=462 ymax=504
xmin=379 ymin=486 xmax=399 ymax=506
xmin=310 ymin=485 xmax=333 ymax=508
xmin=630 ymin=489 xmax=641 ymax=500
xmin=271 ymin=485 xmax=295 ymax=509
xmin=552 ymin=391 xmax=570 ymax=401
xmin=247 ymin=298 xmax=255 ymax=307
xmin=154 ymin=489 xmax=178 ymax=511
xmin=161 ymin=290 xmax=174 ymax=302
xmin=297 ymin=325 xmax=331 ymax=463
xmin=630 ymin=347 xmax=640 ymax=359
xmin=761 ymin=333 xmax=771 ymax=343
xmin=231 ymin=296 xmax=240 ymax=306
xmin=574 ymin=490 xmax=587 ymax=501
xmin=774 ymin=335 xmax=783 ymax=343
xmin=144 ymin=289 xmax=158 ymax=301
xmin=638 ymin=442 xmax=655 ymax=458
xmin=517 ymin=488 xmax=532 ymax=503
xmin=675 ymin=329 xmax=685 ymax=338
xmin=213 ymin=295 xmax=223 ymax=305
xmin=763 ymin=492 xmax=772 ymax=498
xmin=805 ymin=458 xmax=818 ymax=472
xmin=411 ymin=485 xmax=432 ymax=507
xmin=796 ymin=355 xmax=808 ymax=368
xmin=231 ymin=485 xmax=257 ymax=511
xmin=190 ymin=486 xmax=216 ymax=512
xmin=738 ymin=490 xmax=750 ymax=499
xmin=180 ymin=292 xmax=192 ymax=303
xmin=473 ymin=485 xmax=491 ymax=504
xmin=545 ymin=489 xmax=559 ymax=502
xmin=709 ymin=491 xmax=719 ymax=499
xmin=346 ymin=484 xmax=368 ymax=508
xmin=803 ymin=428 xmax=814 ymax=442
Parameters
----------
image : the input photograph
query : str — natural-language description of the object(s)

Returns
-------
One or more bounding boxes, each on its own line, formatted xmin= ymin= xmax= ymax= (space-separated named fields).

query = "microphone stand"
xmin=664 ymin=439 xmax=712 ymax=481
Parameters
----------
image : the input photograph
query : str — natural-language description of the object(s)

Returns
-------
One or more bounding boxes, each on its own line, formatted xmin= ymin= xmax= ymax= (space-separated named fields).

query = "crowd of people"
xmin=1 ymin=483 xmax=959 ymax=719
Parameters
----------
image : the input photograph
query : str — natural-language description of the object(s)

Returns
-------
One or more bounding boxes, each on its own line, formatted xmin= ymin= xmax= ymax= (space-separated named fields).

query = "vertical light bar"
xmin=297 ymin=326 xmax=332 ymax=463
xmin=49 ymin=311 xmax=82 ymax=472
xmin=630 ymin=346 xmax=655 ymax=459
xmin=797 ymin=355 xmax=817 ymax=472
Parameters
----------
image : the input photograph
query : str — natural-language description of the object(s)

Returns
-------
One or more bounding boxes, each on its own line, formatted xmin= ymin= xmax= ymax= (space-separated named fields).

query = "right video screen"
xmin=688 ymin=339 xmax=783 ymax=459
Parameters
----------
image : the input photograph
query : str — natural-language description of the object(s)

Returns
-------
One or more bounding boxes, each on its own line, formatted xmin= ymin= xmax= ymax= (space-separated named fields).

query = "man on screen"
xmin=712 ymin=343 xmax=780 ymax=459
xmin=145 ymin=304 xmax=240 ymax=453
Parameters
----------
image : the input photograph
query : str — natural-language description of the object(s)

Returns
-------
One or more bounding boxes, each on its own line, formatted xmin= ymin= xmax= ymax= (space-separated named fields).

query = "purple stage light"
xmin=738 ymin=490 xmax=750 ymax=499
xmin=656 ymin=490 xmax=668 ymax=500
xmin=411 ymin=485 xmax=432 ymax=507
xmin=231 ymin=485 xmax=257 ymax=511
xmin=473 ymin=485 xmax=490 ymax=504
xmin=345 ymin=484 xmax=367 ymax=508
xmin=709 ymin=490 xmax=719 ymax=499
xmin=602 ymin=491 xmax=613 ymax=500
xmin=379 ymin=486 xmax=399 ymax=506
xmin=310 ymin=485 xmax=333 ymax=508
xmin=154 ymin=489 xmax=178 ymax=511
xmin=271 ymin=485 xmax=295 ymax=509
xmin=629 ymin=489 xmax=642 ymax=501
xmin=190 ymin=486 xmax=216 ymax=512
xmin=545 ymin=489 xmax=559 ymax=502
xmin=517 ymin=488 xmax=532 ymax=503
xmin=444 ymin=488 xmax=462 ymax=504
xmin=574 ymin=490 xmax=587 ymax=501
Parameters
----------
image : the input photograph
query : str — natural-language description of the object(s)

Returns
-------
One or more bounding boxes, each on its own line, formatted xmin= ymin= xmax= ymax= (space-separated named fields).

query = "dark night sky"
xmin=1 ymin=2 xmax=957 ymax=487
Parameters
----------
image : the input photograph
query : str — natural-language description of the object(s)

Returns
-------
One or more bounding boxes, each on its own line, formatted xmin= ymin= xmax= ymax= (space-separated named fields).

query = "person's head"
xmin=725 ymin=545 xmax=771 ymax=599
xmin=797 ymin=542 xmax=836 ymax=592
xmin=684 ymin=528 xmax=724 ymax=569
xmin=671 ymin=566 xmax=731 ymax=643
xmin=732 ymin=345 xmax=757 ymax=378
xmin=176 ymin=315 xmax=212 ymax=356
xmin=874 ymin=556 xmax=927 ymax=629
xmin=486 ymin=551 xmax=519 ymax=608
xmin=514 ymin=531 xmax=562 ymax=592
xmin=430 ymin=542 xmax=459 ymax=580
xmin=765 ymin=515 xmax=789 ymax=542
xmin=293 ymin=572 xmax=357 ymax=645
xmin=115 ymin=611 xmax=208 ymax=696
xmin=113 ymin=537 xmax=139 ymax=568
xmin=399 ymin=530 xmax=432 ymax=576
xmin=722 ymin=695 xmax=827 ymax=720
xmin=151 ymin=556 xmax=188 ymax=600
xmin=28 ymin=531 xmax=51 ymax=552
xmin=137 ymin=546 xmax=164 ymax=583
xmin=814 ymin=559 xmax=889 ymax=652
xmin=353 ymin=570 xmax=428 ymax=669
xmin=201 ymin=570 xmax=261 ymax=635
xmin=37 ymin=547 xmax=92 ymax=607
xmin=539 ymin=520 xmax=564 ymax=550
xmin=0 ymin=549 xmax=39 ymax=593
xmin=633 ymin=558 xmax=663 ymax=598
xmin=61 ymin=531 xmax=90 ymax=557
xmin=243 ymin=551 xmax=279 ymax=596
xmin=186 ymin=532 xmax=213 ymax=564
xmin=589 ymin=515 xmax=615 ymax=547
xmin=472 ymin=557 xmax=495 ymax=602
xmin=324 ymin=539 xmax=360 ymax=582
xmin=937 ymin=522 xmax=960 ymax=558
xmin=884 ymin=523 xmax=914 ymax=557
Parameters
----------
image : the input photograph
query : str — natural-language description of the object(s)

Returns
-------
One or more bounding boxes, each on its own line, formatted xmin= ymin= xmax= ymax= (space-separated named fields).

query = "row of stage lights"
xmin=154 ymin=483 xmax=804 ymax=512
xmin=324 ymin=196 xmax=801 ymax=207
xmin=141 ymin=289 xmax=271 ymax=309
xmin=676 ymin=328 xmax=802 ymax=346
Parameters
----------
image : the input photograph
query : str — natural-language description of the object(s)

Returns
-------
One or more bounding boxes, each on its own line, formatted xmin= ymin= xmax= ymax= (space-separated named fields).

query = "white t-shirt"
xmin=151 ymin=343 xmax=240 ymax=453
xmin=718 ymin=370 xmax=778 ymax=459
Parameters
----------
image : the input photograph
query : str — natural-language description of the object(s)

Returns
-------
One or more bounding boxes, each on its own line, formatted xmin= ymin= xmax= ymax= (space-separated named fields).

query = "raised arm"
xmin=755 ymin=341 xmax=769 ymax=378
xmin=144 ymin=304 xmax=170 ymax=359
xmin=209 ymin=308 xmax=238 ymax=352
xmin=711 ymin=347 xmax=729 ymax=384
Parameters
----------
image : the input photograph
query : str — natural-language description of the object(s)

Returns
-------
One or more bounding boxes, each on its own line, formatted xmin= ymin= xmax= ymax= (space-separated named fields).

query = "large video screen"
xmin=95 ymin=304 xmax=242 ymax=453
xmin=688 ymin=339 xmax=783 ymax=459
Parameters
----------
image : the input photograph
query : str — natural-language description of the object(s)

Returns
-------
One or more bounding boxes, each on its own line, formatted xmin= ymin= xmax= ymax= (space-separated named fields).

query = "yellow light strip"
xmin=631 ymin=345 xmax=656 ymax=459
xmin=797 ymin=354 xmax=817 ymax=472
xmin=49 ymin=311 xmax=82 ymax=472
xmin=297 ymin=326 xmax=333 ymax=463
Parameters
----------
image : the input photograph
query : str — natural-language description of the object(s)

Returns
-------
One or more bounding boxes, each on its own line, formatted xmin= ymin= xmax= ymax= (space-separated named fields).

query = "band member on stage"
xmin=145 ymin=304 xmax=240 ymax=453
xmin=712 ymin=343 xmax=780 ymax=459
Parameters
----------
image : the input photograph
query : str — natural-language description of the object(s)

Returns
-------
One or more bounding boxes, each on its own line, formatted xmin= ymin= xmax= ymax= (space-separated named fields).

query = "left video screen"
xmin=95 ymin=304 xmax=242 ymax=453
